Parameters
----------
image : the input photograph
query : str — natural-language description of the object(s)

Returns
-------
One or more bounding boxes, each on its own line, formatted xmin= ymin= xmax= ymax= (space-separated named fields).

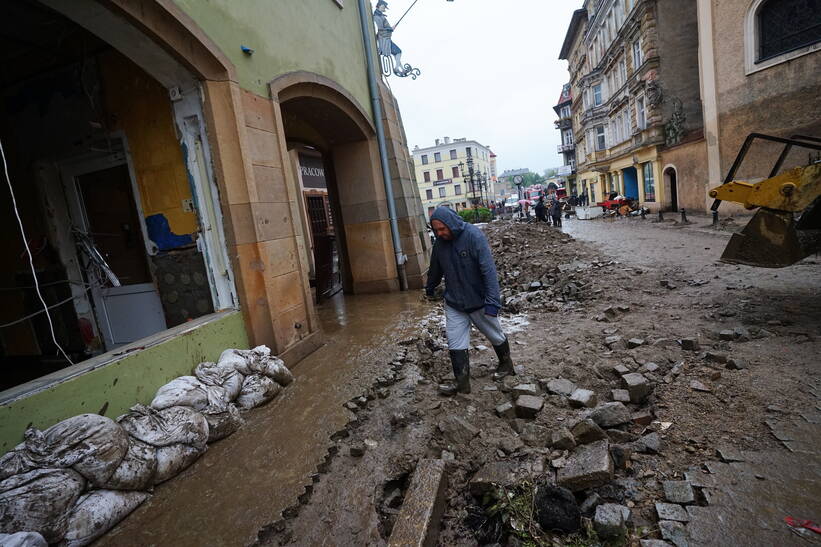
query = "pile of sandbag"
xmin=0 ymin=345 xmax=293 ymax=546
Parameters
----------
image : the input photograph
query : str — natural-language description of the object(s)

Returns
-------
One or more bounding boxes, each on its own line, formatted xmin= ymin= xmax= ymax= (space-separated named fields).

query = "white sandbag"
xmin=194 ymin=361 xmax=243 ymax=401
xmin=263 ymin=357 xmax=294 ymax=387
xmin=0 ymin=415 xmax=128 ymax=487
xmin=117 ymin=405 xmax=209 ymax=451
xmin=0 ymin=469 xmax=86 ymax=543
xmin=235 ymin=375 xmax=280 ymax=410
xmin=218 ymin=348 xmax=256 ymax=376
xmin=149 ymin=376 xmax=208 ymax=411
xmin=101 ymin=439 xmax=156 ymax=491
xmin=61 ymin=490 xmax=150 ymax=547
xmin=153 ymin=445 xmax=203 ymax=485
xmin=219 ymin=346 xmax=294 ymax=386
xmin=204 ymin=405 xmax=244 ymax=443
xmin=0 ymin=532 xmax=47 ymax=547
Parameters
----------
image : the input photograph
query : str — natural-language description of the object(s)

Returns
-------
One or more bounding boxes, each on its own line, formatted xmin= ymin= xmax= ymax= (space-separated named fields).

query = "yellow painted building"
xmin=412 ymin=137 xmax=495 ymax=216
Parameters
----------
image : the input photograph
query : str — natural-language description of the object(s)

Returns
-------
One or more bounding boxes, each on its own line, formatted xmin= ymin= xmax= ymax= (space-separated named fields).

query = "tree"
xmin=543 ymin=168 xmax=559 ymax=178
xmin=521 ymin=172 xmax=545 ymax=186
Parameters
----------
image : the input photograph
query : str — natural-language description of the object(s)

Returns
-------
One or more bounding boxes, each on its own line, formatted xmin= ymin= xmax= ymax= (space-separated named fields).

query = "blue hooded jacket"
xmin=425 ymin=207 xmax=501 ymax=315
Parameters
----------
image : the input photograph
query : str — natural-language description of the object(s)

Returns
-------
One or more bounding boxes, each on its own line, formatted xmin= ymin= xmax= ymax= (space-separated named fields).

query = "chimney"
xmin=444 ymin=136 xmax=451 ymax=144
xmin=435 ymin=138 xmax=440 ymax=146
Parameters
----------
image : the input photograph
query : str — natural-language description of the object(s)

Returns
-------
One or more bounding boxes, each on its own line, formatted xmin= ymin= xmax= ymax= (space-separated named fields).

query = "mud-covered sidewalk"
xmin=262 ymin=216 xmax=820 ymax=547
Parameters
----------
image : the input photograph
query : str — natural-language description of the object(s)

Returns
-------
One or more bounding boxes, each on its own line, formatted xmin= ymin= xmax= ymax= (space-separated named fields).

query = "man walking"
xmin=425 ymin=207 xmax=515 ymax=395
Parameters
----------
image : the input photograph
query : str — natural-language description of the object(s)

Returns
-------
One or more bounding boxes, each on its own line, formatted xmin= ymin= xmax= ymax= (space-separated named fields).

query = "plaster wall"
xmin=661 ymin=138 xmax=708 ymax=212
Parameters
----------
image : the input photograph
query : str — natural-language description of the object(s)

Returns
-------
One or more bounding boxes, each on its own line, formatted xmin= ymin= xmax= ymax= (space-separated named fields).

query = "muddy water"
xmin=98 ymin=292 xmax=428 ymax=547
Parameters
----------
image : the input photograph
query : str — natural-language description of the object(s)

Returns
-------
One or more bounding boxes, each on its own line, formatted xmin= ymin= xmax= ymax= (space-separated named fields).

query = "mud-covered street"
xmin=261 ymin=216 xmax=820 ymax=547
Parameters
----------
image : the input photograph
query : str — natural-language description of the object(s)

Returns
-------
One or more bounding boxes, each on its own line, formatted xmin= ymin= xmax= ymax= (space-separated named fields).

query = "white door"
xmin=63 ymin=153 xmax=166 ymax=349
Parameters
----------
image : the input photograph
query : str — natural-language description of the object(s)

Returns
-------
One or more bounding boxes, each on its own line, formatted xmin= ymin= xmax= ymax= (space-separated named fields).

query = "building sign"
xmin=298 ymin=153 xmax=326 ymax=189
xmin=433 ymin=178 xmax=452 ymax=186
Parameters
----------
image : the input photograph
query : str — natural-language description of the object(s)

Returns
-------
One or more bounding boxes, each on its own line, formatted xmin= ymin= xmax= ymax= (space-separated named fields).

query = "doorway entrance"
xmin=63 ymin=155 xmax=166 ymax=349
xmin=622 ymin=166 xmax=639 ymax=199
xmin=664 ymin=167 xmax=679 ymax=212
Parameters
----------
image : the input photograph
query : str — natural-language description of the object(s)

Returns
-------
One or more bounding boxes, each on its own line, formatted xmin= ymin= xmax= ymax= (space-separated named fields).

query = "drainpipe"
xmin=357 ymin=0 xmax=408 ymax=291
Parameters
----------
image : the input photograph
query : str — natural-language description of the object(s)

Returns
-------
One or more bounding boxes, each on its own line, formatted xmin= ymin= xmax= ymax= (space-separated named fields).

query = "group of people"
xmin=533 ymin=190 xmax=564 ymax=227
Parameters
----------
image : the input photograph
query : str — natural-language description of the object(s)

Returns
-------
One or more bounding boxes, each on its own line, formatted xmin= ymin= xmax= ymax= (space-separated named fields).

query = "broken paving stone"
xmin=611 ymin=389 xmax=631 ymax=403
xmin=733 ymin=326 xmax=751 ymax=342
xmin=689 ymin=380 xmax=711 ymax=393
xmin=607 ymin=429 xmax=638 ymax=444
xmin=663 ymin=481 xmax=695 ymax=504
xmin=569 ymin=388 xmax=598 ymax=408
xmin=627 ymin=338 xmax=646 ymax=349
xmin=571 ymin=419 xmax=607 ymax=444
xmin=718 ymin=330 xmax=735 ymax=341
xmin=705 ymin=351 xmax=728 ymax=364
xmin=610 ymin=444 xmax=632 ymax=470
xmin=715 ymin=445 xmax=745 ymax=463
xmin=551 ymin=427 xmax=576 ymax=450
xmin=622 ymin=373 xmax=652 ymax=403
xmin=660 ymin=280 xmax=677 ymax=290
xmin=632 ymin=411 xmax=654 ymax=426
xmin=659 ymin=519 xmax=689 ymax=547
xmin=640 ymin=541 xmax=675 ymax=547
xmin=495 ymin=402 xmax=517 ymax=419
xmin=355 ymin=396 xmax=368 ymax=407
xmin=614 ymin=364 xmax=631 ymax=376
xmin=557 ymin=440 xmax=613 ymax=491
xmin=475 ymin=344 xmax=489 ymax=352
xmin=512 ymin=383 xmax=539 ymax=397
xmin=520 ymin=423 xmax=550 ymax=447
xmin=344 ymin=401 xmax=359 ymax=411
xmin=590 ymin=402 xmax=632 ymax=427
xmin=579 ymin=492 xmax=601 ymax=514
xmin=376 ymin=388 xmax=390 ymax=399
xmin=605 ymin=335 xmax=627 ymax=350
xmin=640 ymin=362 xmax=660 ymax=373
xmin=635 ymin=432 xmax=663 ymax=454
xmin=656 ymin=502 xmax=690 ymax=522
xmin=469 ymin=461 xmax=520 ymax=497
xmin=593 ymin=503 xmax=630 ymax=539
xmin=546 ymin=378 xmax=576 ymax=396
xmin=438 ymin=416 xmax=480 ymax=445
xmin=515 ymin=395 xmax=545 ymax=419
xmin=680 ymin=338 xmax=700 ymax=351
xmin=349 ymin=444 xmax=366 ymax=457
xmin=725 ymin=358 xmax=748 ymax=370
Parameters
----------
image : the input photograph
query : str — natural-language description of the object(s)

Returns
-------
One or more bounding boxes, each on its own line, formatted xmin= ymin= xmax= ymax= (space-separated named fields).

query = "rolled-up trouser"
xmin=445 ymin=304 xmax=506 ymax=350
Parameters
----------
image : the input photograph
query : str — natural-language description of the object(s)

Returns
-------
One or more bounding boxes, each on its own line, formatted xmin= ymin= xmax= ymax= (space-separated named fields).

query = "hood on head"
xmin=430 ymin=206 xmax=466 ymax=238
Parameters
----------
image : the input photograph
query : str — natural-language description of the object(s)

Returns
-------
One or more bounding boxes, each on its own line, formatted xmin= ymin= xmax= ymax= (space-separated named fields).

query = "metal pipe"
xmin=357 ymin=0 xmax=408 ymax=290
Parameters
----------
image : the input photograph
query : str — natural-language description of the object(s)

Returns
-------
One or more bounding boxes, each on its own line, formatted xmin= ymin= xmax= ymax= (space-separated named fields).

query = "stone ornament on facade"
xmin=665 ymin=97 xmax=686 ymax=147
xmin=374 ymin=1 xmax=421 ymax=79
xmin=645 ymin=78 xmax=663 ymax=108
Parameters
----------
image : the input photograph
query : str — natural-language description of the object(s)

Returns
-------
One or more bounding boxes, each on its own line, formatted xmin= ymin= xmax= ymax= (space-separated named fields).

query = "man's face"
xmin=377 ymin=3 xmax=387 ymax=12
xmin=431 ymin=219 xmax=453 ymax=240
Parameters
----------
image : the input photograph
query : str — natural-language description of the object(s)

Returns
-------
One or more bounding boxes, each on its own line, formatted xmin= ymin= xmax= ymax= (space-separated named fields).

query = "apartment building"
xmin=412 ymin=138 xmax=496 ymax=216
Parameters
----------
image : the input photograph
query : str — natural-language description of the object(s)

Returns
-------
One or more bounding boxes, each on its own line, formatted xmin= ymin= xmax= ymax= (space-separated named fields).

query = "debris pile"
xmin=0 ymin=346 xmax=293 ymax=546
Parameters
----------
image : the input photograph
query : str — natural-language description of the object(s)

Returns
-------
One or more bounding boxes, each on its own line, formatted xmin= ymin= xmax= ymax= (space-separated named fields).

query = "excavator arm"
xmin=709 ymin=134 xmax=821 ymax=268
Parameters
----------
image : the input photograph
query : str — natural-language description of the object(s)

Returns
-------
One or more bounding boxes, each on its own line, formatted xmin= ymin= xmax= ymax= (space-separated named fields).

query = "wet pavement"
xmin=98 ymin=292 xmax=427 ymax=547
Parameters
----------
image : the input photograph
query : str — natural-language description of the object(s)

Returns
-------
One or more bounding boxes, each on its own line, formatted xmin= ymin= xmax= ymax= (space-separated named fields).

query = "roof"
xmin=555 ymin=84 xmax=572 ymax=107
xmin=559 ymin=9 xmax=588 ymax=60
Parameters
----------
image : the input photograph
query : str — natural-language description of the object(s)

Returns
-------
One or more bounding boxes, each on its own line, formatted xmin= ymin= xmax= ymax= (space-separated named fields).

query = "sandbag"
xmin=0 ymin=468 xmax=86 ymax=543
xmin=0 ymin=415 xmax=128 ymax=487
xmin=149 ymin=376 xmax=208 ymax=411
xmin=194 ymin=361 xmax=243 ymax=401
xmin=61 ymin=490 xmax=150 ymax=547
xmin=153 ymin=445 xmax=203 ymax=485
xmin=204 ymin=405 xmax=244 ymax=443
xmin=0 ymin=532 xmax=47 ymax=547
xmin=117 ymin=405 xmax=209 ymax=451
xmin=235 ymin=375 xmax=280 ymax=410
xmin=101 ymin=439 xmax=157 ymax=491
xmin=219 ymin=346 xmax=294 ymax=386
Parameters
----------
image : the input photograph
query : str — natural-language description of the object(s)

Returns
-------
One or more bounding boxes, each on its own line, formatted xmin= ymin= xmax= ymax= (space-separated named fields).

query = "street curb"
xmin=388 ymin=459 xmax=448 ymax=547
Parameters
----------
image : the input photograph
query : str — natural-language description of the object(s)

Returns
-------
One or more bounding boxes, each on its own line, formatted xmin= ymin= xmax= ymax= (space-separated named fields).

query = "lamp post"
xmin=458 ymin=154 xmax=481 ymax=223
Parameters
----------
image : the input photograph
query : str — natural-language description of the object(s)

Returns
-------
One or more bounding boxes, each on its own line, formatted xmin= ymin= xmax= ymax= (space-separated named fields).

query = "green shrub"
xmin=458 ymin=207 xmax=492 ymax=223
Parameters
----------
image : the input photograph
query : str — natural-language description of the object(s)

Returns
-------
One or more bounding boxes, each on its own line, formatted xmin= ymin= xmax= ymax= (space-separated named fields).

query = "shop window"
xmin=643 ymin=162 xmax=656 ymax=202
xmin=757 ymin=0 xmax=821 ymax=62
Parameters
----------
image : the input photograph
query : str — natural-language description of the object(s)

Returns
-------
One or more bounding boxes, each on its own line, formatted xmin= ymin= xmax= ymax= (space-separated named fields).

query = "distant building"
xmin=553 ymin=83 xmax=577 ymax=194
xmin=412 ymin=138 xmax=495 ymax=216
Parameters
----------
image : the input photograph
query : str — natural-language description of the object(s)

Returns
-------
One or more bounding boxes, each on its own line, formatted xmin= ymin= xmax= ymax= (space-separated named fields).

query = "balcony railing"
xmin=557 ymin=143 xmax=576 ymax=153
xmin=554 ymin=118 xmax=572 ymax=130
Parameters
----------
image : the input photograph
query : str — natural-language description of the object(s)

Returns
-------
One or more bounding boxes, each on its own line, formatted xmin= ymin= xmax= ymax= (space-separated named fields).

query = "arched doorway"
xmin=273 ymin=75 xmax=401 ymax=297
xmin=664 ymin=166 xmax=679 ymax=212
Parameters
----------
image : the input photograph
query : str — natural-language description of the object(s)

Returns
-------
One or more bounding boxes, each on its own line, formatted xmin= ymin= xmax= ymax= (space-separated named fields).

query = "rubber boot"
xmin=492 ymin=338 xmax=516 ymax=381
xmin=438 ymin=350 xmax=471 ymax=396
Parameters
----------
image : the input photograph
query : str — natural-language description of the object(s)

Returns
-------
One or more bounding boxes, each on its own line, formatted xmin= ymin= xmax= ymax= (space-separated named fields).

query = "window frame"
xmin=636 ymin=96 xmax=646 ymax=131
xmin=423 ymin=171 xmax=431 ymax=182
xmin=425 ymin=189 xmax=433 ymax=200
xmin=438 ymin=186 xmax=447 ymax=198
xmin=436 ymin=169 xmax=444 ymax=180
xmin=632 ymin=39 xmax=643 ymax=69
xmin=593 ymin=84 xmax=603 ymax=106
xmin=642 ymin=162 xmax=656 ymax=202
xmin=595 ymin=125 xmax=607 ymax=151
xmin=421 ymin=154 xmax=428 ymax=165
xmin=454 ymin=184 xmax=462 ymax=195
xmin=452 ymin=166 xmax=460 ymax=178
xmin=744 ymin=0 xmax=821 ymax=74
xmin=449 ymin=149 xmax=457 ymax=160
xmin=434 ymin=152 xmax=442 ymax=163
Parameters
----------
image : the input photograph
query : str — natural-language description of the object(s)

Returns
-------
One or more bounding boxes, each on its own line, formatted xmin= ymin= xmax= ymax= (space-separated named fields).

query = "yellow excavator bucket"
xmin=709 ymin=134 xmax=821 ymax=268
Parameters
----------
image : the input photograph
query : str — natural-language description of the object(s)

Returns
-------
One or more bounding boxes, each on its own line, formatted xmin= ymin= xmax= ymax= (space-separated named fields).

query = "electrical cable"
xmin=0 ymin=135 xmax=75 ymax=364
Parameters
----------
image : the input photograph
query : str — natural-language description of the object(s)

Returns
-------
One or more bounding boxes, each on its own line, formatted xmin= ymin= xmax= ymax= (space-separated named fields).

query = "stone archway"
xmin=663 ymin=165 xmax=679 ymax=212
xmin=271 ymin=73 xmax=402 ymax=295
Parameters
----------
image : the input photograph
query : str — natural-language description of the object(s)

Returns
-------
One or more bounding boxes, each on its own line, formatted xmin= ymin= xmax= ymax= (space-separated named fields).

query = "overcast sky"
xmin=380 ymin=0 xmax=580 ymax=175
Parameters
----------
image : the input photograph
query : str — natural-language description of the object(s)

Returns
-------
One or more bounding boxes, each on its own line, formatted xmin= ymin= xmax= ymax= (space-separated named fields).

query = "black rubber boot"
xmin=492 ymin=338 xmax=516 ymax=381
xmin=438 ymin=350 xmax=471 ymax=395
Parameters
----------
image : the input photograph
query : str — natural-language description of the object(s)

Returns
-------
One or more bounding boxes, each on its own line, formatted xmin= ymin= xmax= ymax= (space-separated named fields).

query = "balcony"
xmin=554 ymin=118 xmax=572 ymax=130
xmin=557 ymin=143 xmax=576 ymax=153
